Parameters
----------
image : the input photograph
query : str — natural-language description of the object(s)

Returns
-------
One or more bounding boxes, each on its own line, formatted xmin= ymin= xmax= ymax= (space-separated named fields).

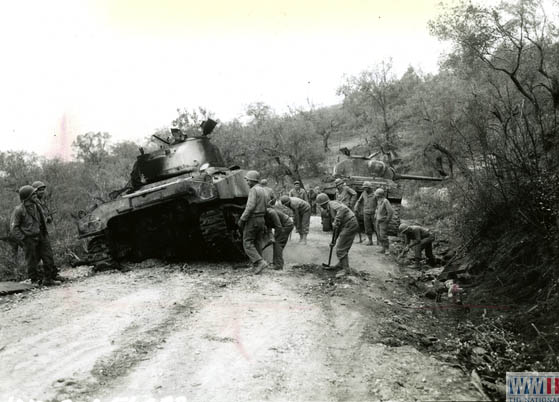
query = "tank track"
xmin=199 ymin=208 xmax=244 ymax=260
xmin=84 ymin=234 xmax=117 ymax=271
xmin=387 ymin=205 xmax=401 ymax=237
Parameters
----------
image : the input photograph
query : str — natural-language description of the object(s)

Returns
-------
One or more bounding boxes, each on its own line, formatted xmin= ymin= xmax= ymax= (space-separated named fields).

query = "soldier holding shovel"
xmin=316 ymin=193 xmax=359 ymax=276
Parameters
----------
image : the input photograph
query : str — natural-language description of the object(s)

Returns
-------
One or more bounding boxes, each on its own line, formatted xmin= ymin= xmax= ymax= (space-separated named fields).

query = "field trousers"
xmin=242 ymin=216 xmax=266 ymax=264
xmin=273 ymin=225 xmax=293 ymax=269
xmin=294 ymin=209 xmax=311 ymax=235
xmin=363 ymin=212 xmax=376 ymax=236
xmin=23 ymin=233 xmax=55 ymax=282
xmin=336 ymin=217 xmax=359 ymax=261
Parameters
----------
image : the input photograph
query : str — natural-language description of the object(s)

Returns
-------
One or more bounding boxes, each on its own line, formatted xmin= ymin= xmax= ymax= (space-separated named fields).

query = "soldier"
xmin=289 ymin=181 xmax=309 ymax=202
xmin=260 ymin=179 xmax=276 ymax=204
xmin=374 ymin=188 xmax=394 ymax=255
xmin=266 ymin=206 xmax=294 ymax=270
xmin=353 ymin=181 xmax=378 ymax=246
xmin=316 ymin=193 xmax=359 ymax=275
xmin=32 ymin=180 xmax=62 ymax=280
xmin=32 ymin=181 xmax=53 ymax=223
xmin=239 ymin=170 xmax=269 ymax=274
xmin=335 ymin=178 xmax=357 ymax=209
xmin=280 ymin=196 xmax=311 ymax=244
xmin=399 ymin=223 xmax=436 ymax=267
xmin=10 ymin=185 xmax=57 ymax=285
xmin=308 ymin=186 xmax=319 ymax=215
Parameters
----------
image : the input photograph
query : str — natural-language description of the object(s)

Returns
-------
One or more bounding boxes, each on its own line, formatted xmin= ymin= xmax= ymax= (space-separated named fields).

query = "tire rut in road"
xmin=49 ymin=270 xmax=238 ymax=402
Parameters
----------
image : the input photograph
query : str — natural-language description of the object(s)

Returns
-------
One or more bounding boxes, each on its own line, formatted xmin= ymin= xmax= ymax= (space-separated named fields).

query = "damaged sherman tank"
xmin=321 ymin=152 xmax=445 ymax=235
xmin=76 ymin=119 xmax=249 ymax=268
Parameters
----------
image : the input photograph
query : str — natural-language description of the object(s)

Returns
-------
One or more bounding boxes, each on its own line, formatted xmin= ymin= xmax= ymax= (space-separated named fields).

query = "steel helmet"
xmin=374 ymin=188 xmax=385 ymax=197
xmin=32 ymin=181 xmax=46 ymax=189
xmin=19 ymin=185 xmax=36 ymax=202
xmin=280 ymin=195 xmax=290 ymax=205
xmin=363 ymin=181 xmax=373 ymax=189
xmin=334 ymin=178 xmax=343 ymax=187
xmin=244 ymin=170 xmax=260 ymax=182
xmin=398 ymin=223 xmax=409 ymax=233
xmin=316 ymin=193 xmax=330 ymax=206
xmin=260 ymin=179 xmax=268 ymax=185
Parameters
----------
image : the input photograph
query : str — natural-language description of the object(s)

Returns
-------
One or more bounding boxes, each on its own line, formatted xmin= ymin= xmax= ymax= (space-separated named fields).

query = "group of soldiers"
xmin=4 ymin=181 xmax=60 ymax=285
xmin=240 ymin=172 xmax=436 ymax=276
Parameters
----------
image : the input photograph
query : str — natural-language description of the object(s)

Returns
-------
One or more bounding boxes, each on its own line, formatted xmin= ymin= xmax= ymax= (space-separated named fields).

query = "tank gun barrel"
xmin=394 ymin=173 xmax=445 ymax=181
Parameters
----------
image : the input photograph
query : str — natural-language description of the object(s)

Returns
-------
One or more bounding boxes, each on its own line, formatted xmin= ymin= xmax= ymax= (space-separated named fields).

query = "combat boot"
xmin=253 ymin=259 xmax=268 ymax=274
xmin=366 ymin=235 xmax=373 ymax=246
xmin=301 ymin=234 xmax=307 ymax=245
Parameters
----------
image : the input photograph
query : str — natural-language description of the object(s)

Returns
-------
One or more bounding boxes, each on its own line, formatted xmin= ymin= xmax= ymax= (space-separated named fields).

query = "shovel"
xmin=322 ymin=229 xmax=338 ymax=268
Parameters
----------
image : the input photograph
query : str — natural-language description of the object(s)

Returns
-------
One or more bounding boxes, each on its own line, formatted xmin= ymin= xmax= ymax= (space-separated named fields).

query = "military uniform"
xmin=324 ymin=200 xmax=359 ymax=270
xmin=266 ymin=207 xmax=294 ymax=269
xmin=375 ymin=196 xmax=394 ymax=253
xmin=336 ymin=185 xmax=357 ymax=208
xmin=402 ymin=225 xmax=436 ymax=265
xmin=240 ymin=184 xmax=268 ymax=265
xmin=289 ymin=187 xmax=309 ymax=202
xmin=355 ymin=191 xmax=378 ymax=241
xmin=286 ymin=197 xmax=311 ymax=236
xmin=260 ymin=184 xmax=276 ymax=205
xmin=10 ymin=200 xmax=55 ymax=283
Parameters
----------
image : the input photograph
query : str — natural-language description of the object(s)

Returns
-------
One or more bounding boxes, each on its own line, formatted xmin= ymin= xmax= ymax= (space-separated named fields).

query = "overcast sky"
xmin=0 ymin=0 xmax=451 ymax=159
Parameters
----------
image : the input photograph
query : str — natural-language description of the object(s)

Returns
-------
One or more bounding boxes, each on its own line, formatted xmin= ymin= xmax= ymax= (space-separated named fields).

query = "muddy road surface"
xmin=0 ymin=217 xmax=487 ymax=401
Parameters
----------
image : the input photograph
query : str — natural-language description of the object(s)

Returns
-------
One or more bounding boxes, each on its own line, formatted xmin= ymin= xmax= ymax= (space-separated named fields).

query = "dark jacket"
xmin=10 ymin=201 xmax=48 ymax=242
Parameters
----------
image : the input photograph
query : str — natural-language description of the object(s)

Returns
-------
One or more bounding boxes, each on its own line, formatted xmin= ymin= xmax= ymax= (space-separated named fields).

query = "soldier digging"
xmin=316 ymin=193 xmax=359 ymax=276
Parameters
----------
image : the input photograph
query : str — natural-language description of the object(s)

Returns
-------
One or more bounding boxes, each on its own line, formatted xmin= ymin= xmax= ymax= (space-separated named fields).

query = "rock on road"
xmin=0 ymin=217 xmax=487 ymax=402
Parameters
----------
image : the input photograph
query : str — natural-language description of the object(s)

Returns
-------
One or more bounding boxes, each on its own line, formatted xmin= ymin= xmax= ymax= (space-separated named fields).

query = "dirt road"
xmin=0 ymin=217 xmax=487 ymax=401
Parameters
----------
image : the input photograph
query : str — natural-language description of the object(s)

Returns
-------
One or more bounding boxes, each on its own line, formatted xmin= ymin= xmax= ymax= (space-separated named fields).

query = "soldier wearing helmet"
xmin=32 ymin=181 xmax=53 ymax=224
xmin=280 ymin=195 xmax=311 ymax=244
xmin=288 ymin=180 xmax=308 ymax=202
xmin=239 ymin=170 xmax=269 ymax=274
xmin=353 ymin=181 xmax=378 ymax=246
xmin=316 ymin=192 xmax=359 ymax=276
xmin=10 ymin=185 xmax=57 ymax=285
xmin=374 ymin=187 xmax=394 ymax=255
xmin=399 ymin=223 xmax=436 ymax=267
xmin=334 ymin=178 xmax=357 ymax=209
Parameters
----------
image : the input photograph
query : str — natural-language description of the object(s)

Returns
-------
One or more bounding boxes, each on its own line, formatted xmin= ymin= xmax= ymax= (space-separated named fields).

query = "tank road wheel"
xmin=387 ymin=205 xmax=401 ymax=237
xmin=199 ymin=209 xmax=245 ymax=260
xmin=85 ymin=234 xmax=117 ymax=271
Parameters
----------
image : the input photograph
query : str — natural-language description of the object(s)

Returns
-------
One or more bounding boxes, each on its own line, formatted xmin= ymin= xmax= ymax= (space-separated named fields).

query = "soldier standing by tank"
xmin=353 ymin=181 xmax=378 ymax=246
xmin=335 ymin=178 xmax=357 ymax=209
xmin=32 ymin=180 xmax=63 ymax=281
xmin=316 ymin=193 xmax=359 ymax=275
xmin=266 ymin=206 xmax=294 ymax=270
xmin=280 ymin=196 xmax=311 ymax=244
xmin=374 ymin=188 xmax=393 ymax=255
xmin=399 ymin=223 xmax=436 ymax=267
xmin=10 ymin=185 xmax=57 ymax=285
xmin=239 ymin=170 xmax=269 ymax=274
xmin=32 ymin=181 xmax=53 ymax=224
xmin=289 ymin=181 xmax=308 ymax=202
